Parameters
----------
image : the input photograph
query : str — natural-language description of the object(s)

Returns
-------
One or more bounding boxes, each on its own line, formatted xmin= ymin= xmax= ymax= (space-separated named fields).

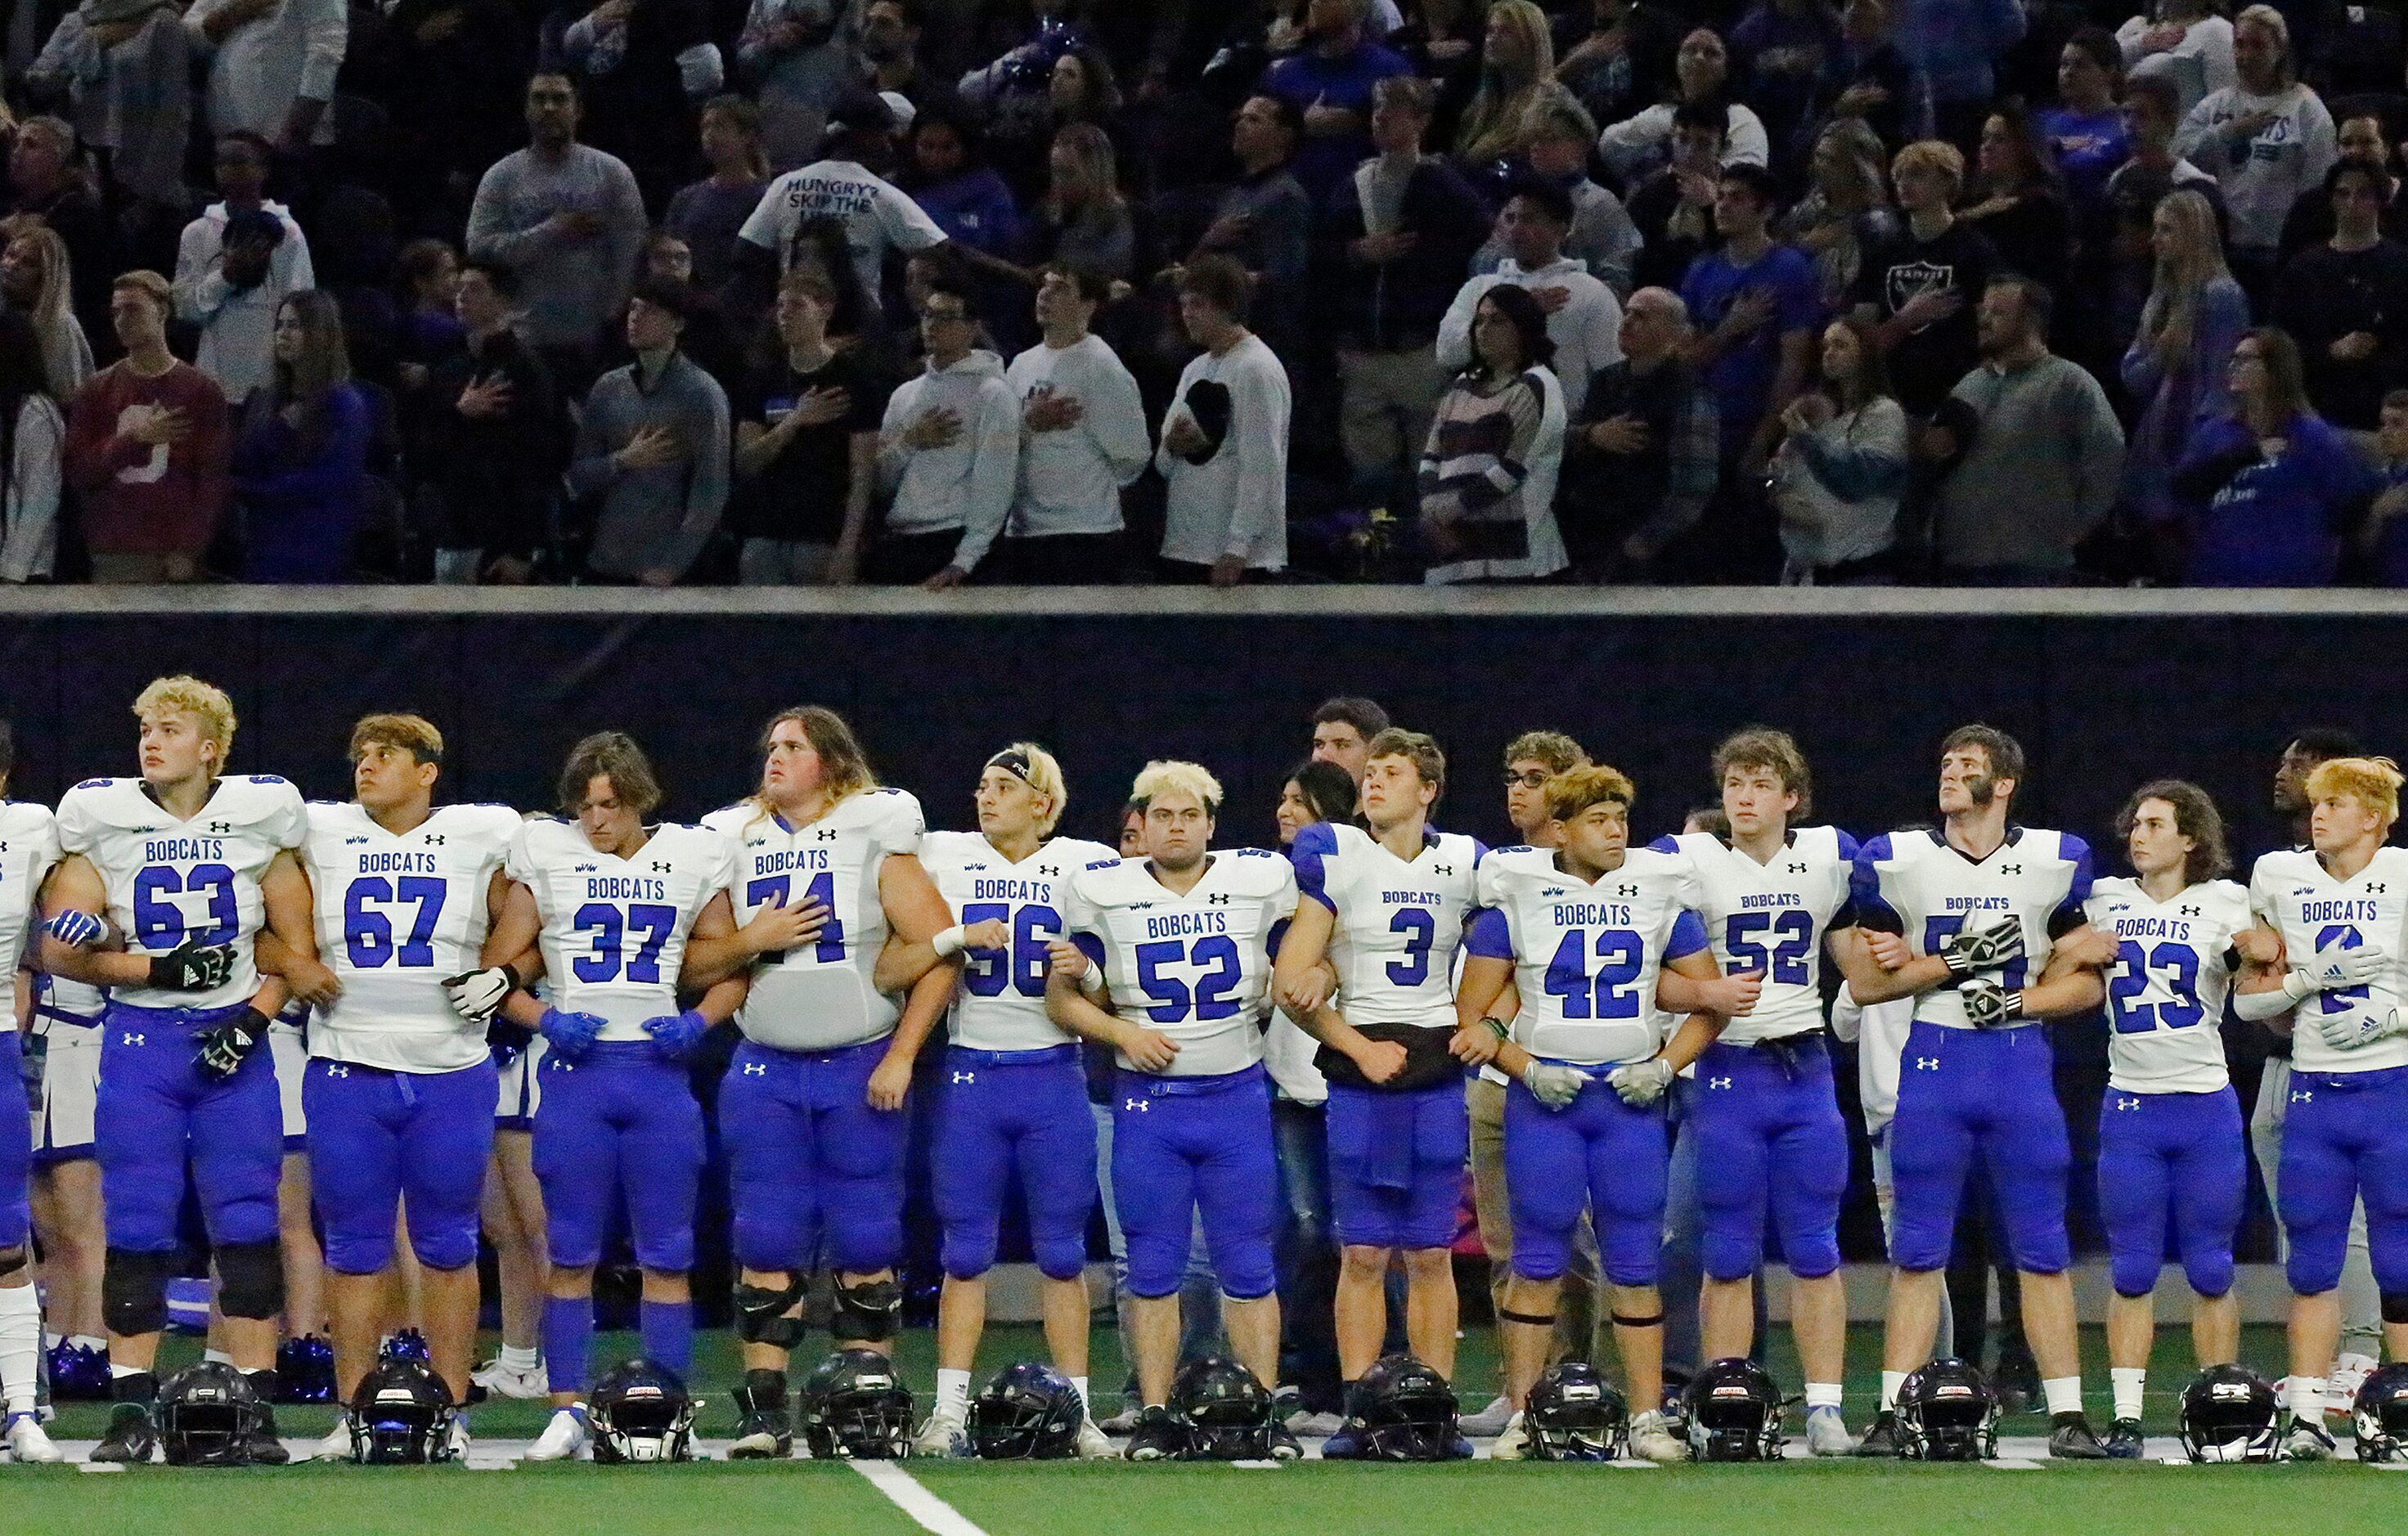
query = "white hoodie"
xmin=1004 ymin=333 xmax=1148 ymax=539
xmin=878 ymin=348 xmax=1020 ymax=575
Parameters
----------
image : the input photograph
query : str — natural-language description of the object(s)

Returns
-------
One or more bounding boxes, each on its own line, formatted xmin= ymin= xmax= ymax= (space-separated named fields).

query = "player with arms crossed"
xmin=1045 ymin=761 xmax=1299 ymax=1462
xmin=42 ymin=676 xmax=314 ymax=1464
xmin=1453 ymin=765 xmax=1758 ymax=1465
xmin=1844 ymin=725 xmax=2110 ymax=1458
xmin=898 ymin=744 xmax=1117 ymax=1457
xmin=1650 ymin=729 xmax=1870 ymax=1456
xmin=2234 ymin=756 xmax=2408 ymax=1459
xmin=478 ymin=732 xmax=747 ymax=1462
xmin=2007 ymin=781 xmax=2252 ymax=1456
xmin=685 ymin=707 xmax=955 ymax=1458
xmin=1270 ymin=729 xmax=1481 ymax=1454
xmin=0 ymin=721 xmax=66 ymax=1462
xmin=263 ymin=715 xmax=521 ymax=1457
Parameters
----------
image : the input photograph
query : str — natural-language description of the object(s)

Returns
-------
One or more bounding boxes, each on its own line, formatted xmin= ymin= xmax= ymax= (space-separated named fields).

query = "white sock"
xmin=936 ymin=1368 xmax=971 ymax=1417
xmin=499 ymin=1343 xmax=539 ymax=1372
xmin=1071 ymin=1377 xmax=1091 ymax=1420
xmin=70 ymin=1335 xmax=106 ymax=1354
xmin=0 ymin=1285 xmax=40 ymax=1415
xmin=2290 ymin=1376 xmax=2327 ymax=1421
xmin=2110 ymin=1368 xmax=2145 ymax=1422
xmin=1805 ymin=1382 xmax=1842 ymax=1412
xmin=2042 ymin=1377 xmax=2083 ymax=1417
xmin=202 ymin=1347 xmax=233 ymax=1366
xmin=1880 ymin=1370 xmax=1907 ymax=1410
xmin=43 ymin=1331 xmax=61 ymax=1351
xmin=109 ymin=1361 xmax=147 ymax=1379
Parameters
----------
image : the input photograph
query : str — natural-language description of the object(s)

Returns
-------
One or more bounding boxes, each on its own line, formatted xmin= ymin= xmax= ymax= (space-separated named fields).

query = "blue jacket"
xmin=234 ymin=382 xmax=372 ymax=584
xmin=2174 ymin=411 xmax=2376 ymax=586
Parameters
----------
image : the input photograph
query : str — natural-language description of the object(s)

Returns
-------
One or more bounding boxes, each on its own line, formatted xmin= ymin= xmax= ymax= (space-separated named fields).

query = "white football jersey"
xmin=505 ymin=819 xmax=736 ymax=1041
xmin=0 ymin=801 xmax=62 ymax=1018
xmin=303 ymin=801 xmax=522 ymax=1072
xmin=1058 ymin=849 xmax=1296 ymax=1077
xmin=56 ymin=775 xmax=307 ymax=1011
xmin=1467 ymin=844 xmax=1707 ymax=1067
xmin=1851 ymin=826 xmax=2094 ymax=1030
xmin=1654 ymin=826 xmax=1858 ymax=1044
xmin=702 ymin=788 xmax=926 ymax=1052
xmin=922 ymin=830 xmax=1119 ymax=1053
xmin=2249 ymin=846 xmax=2408 ymax=1074
xmin=1292 ymin=823 xmax=1483 ymax=1031
xmin=2084 ymin=877 xmax=2249 ymax=1094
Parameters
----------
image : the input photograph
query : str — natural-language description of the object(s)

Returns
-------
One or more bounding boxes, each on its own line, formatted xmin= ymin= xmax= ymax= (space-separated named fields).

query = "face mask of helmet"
xmin=970 ymin=1361 xmax=1085 ymax=1459
xmin=159 ymin=1362 xmax=263 ymax=1467
xmin=590 ymin=1361 xmax=697 ymax=1464
xmin=1349 ymin=1354 xmax=1464 ymax=1461
xmin=802 ymin=1349 xmax=915 ymax=1460
xmin=350 ymin=1357 xmax=456 ymax=1464
xmin=1170 ymin=1356 xmax=1273 ymax=1461
xmin=1896 ymin=1359 xmax=1997 ymax=1462
xmin=1682 ymin=1358 xmax=1785 ymax=1462
xmin=1525 ymin=1361 xmax=1626 ymax=1461
xmin=2351 ymin=1362 xmax=2408 ymax=1464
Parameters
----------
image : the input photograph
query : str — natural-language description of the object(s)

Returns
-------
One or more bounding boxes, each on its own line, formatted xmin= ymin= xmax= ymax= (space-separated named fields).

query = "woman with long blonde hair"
xmin=2120 ymin=187 xmax=2248 ymax=528
xmin=1455 ymin=1 xmax=1566 ymax=164
xmin=0 ymin=221 xmax=91 ymax=398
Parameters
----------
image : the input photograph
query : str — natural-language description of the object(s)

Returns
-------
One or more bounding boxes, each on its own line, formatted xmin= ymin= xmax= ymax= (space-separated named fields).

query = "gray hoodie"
xmin=877 ymin=348 xmax=1020 ymax=576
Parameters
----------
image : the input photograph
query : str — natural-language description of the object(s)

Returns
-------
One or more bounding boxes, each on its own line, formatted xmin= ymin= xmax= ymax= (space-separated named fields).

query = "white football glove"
xmin=443 ymin=966 xmax=513 ymax=1024
xmin=1607 ymin=1058 xmax=1673 ymax=1107
xmin=1939 ymin=916 xmax=2024 ymax=978
xmin=1521 ymin=1061 xmax=1588 ymax=1111
xmin=2316 ymin=1006 xmax=2408 ymax=1053
xmin=2286 ymin=943 xmax=2389 ymax=999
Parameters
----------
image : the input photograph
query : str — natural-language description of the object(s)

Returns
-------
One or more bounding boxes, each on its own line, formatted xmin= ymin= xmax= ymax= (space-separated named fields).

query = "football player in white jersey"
xmin=1046 ymin=761 xmax=1300 ymax=1462
xmin=683 ymin=706 xmax=955 ymax=1459
xmin=1270 ymin=729 xmax=1480 ymax=1453
xmin=2005 ymin=781 xmax=2251 ymax=1457
xmin=261 ymin=714 xmax=520 ymax=1456
xmin=0 ymin=721 xmax=65 ymax=1462
xmin=1649 ymin=729 xmax=1872 ymax=1457
xmin=1844 ymin=725 xmax=2109 ymax=1459
xmin=2235 ymin=756 xmax=2408 ymax=1459
xmin=477 ymin=732 xmax=747 ymax=1462
xmin=901 ymin=743 xmax=1118 ymax=1457
xmin=42 ymin=676 xmax=314 ymax=1465
xmin=1453 ymin=765 xmax=1758 ymax=1465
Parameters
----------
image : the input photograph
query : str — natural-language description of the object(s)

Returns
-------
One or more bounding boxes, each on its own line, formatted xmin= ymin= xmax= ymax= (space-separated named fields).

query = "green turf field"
xmin=5 ymin=1323 xmax=2387 ymax=1535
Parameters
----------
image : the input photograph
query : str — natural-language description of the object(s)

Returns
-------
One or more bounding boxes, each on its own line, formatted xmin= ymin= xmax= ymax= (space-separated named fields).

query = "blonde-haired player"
xmin=1048 ymin=761 xmax=1299 ymax=1461
xmin=2237 ymin=756 xmax=2408 ymax=1458
xmin=685 ymin=706 xmax=956 ymax=1458
xmin=42 ymin=675 xmax=316 ymax=1464
xmin=900 ymin=743 xmax=1119 ymax=1456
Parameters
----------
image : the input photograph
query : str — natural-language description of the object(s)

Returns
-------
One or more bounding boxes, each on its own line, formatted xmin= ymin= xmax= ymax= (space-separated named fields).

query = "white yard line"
xmin=850 ymin=1457 xmax=992 ymax=1536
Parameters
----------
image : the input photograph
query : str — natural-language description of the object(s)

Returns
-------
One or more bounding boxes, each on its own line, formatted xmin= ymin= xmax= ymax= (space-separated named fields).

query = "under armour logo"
xmin=1039 ymin=864 xmax=1059 ymax=877
xmin=1786 ymin=861 xmax=1808 ymax=874
xmin=815 ymin=828 xmax=838 ymax=842
xmin=1709 ymin=1076 xmax=1732 ymax=1089
xmin=1432 ymin=864 xmax=1453 ymax=876
xmin=327 ymin=1064 xmax=350 ymax=1078
xmin=952 ymin=1071 xmax=976 ymax=1085
xmin=2291 ymin=1089 xmax=2314 ymax=1104
xmin=425 ymin=835 xmax=445 ymax=846
xmin=2180 ymin=905 xmax=2201 ymax=917
xmin=1999 ymin=865 xmax=2020 ymax=875
xmin=1124 ymin=1098 xmax=1148 ymax=1112
xmin=2370 ymin=884 xmax=2389 ymax=895
xmin=743 ymin=1062 xmax=766 ymax=1076
xmin=1915 ymin=1057 xmax=1939 ymax=1071
xmin=2115 ymin=1095 xmax=2140 ymax=1112
xmin=209 ymin=821 xmax=232 ymax=833
xmin=651 ymin=861 xmax=672 ymax=874
xmin=121 ymin=1031 xmax=145 ymax=1046
xmin=1206 ymin=893 xmax=1231 ymax=905
xmin=1615 ymin=883 xmax=1638 ymax=897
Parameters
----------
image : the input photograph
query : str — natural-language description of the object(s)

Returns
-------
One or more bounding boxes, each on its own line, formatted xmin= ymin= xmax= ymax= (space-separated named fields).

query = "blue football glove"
xmin=642 ymin=1008 xmax=712 ymax=1062
xmin=537 ymin=1005 xmax=607 ymax=1061
xmin=43 ymin=909 xmax=103 ymax=950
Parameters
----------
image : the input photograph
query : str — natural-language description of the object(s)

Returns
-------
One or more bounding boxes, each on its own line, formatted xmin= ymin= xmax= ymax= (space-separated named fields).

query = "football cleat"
xmin=471 ymin=1354 xmax=549 ymax=1401
xmin=913 ymin=1406 xmax=973 ymax=1459
xmin=244 ymin=1401 xmax=291 ymax=1465
xmin=1265 ymin=1419 xmax=1302 ymax=1462
xmin=1804 ymin=1405 xmax=1853 ymax=1457
xmin=2282 ymin=1416 xmax=2336 ymax=1462
xmin=310 ymin=1412 xmax=356 ymax=1462
xmin=447 ymin=1417 xmax=473 ymax=1462
xmin=1489 ymin=1410 xmax=1530 ymax=1462
xmin=524 ymin=1405 xmax=592 ymax=1462
xmin=91 ymin=1402 xmax=159 ymax=1464
xmin=1318 ymin=1420 xmax=1369 ymax=1460
xmin=1628 ymin=1408 xmax=1690 ymax=1464
xmin=1124 ymin=1404 xmax=1187 ymax=1462
xmin=1853 ymin=1410 xmax=1903 ymax=1457
xmin=2329 ymin=1354 xmax=2379 ymax=1418
xmin=2101 ymin=1418 xmax=2145 ymax=1459
xmin=1075 ymin=1419 xmax=1119 ymax=1460
xmin=3 ymin=1411 xmax=62 ymax=1464
xmin=1458 ymin=1393 xmax=1514 ymax=1438
xmin=2046 ymin=1414 xmax=2109 ymax=1460
xmin=276 ymin=1335 xmax=337 ymax=1404
xmin=728 ymin=1374 xmax=794 ymax=1461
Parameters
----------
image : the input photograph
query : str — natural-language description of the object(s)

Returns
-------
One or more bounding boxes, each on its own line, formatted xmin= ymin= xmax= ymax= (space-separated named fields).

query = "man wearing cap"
xmin=564 ymin=277 xmax=731 ymax=586
xmin=736 ymin=89 xmax=951 ymax=311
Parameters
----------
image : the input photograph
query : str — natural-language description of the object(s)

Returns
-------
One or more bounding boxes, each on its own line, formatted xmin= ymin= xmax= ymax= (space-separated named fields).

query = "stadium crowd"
xmin=3 ymin=0 xmax=2408 ymax=586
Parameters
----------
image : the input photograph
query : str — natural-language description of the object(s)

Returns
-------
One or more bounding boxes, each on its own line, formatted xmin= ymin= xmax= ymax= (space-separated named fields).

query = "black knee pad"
xmin=103 ymin=1248 xmax=175 ymax=1336
xmin=735 ymin=1277 xmax=806 ymax=1349
xmin=831 ymin=1275 xmax=901 ymax=1344
xmin=215 ymin=1239 xmax=285 ymax=1321
xmin=2385 ymin=1292 xmax=2408 ymax=1326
